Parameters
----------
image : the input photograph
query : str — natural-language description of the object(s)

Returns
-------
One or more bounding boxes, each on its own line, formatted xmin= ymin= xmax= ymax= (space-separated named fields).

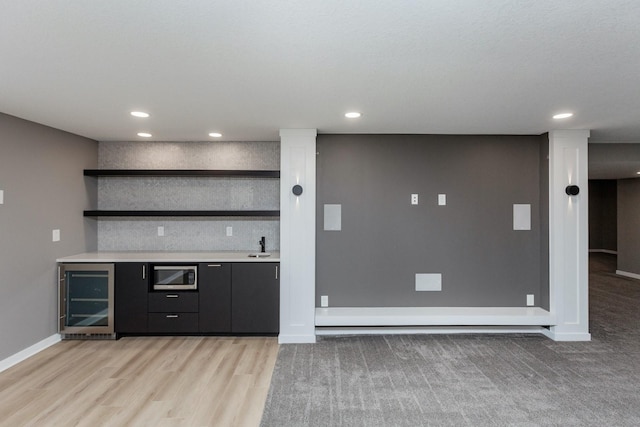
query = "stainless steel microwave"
xmin=152 ymin=265 xmax=197 ymax=290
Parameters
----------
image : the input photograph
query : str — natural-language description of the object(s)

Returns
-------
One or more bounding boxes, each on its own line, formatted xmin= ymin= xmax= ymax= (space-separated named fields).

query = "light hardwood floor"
xmin=0 ymin=336 xmax=279 ymax=426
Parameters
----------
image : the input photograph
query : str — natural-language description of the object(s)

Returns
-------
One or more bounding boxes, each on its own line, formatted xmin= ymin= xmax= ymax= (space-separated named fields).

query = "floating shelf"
xmin=84 ymin=210 xmax=280 ymax=218
xmin=84 ymin=169 xmax=280 ymax=218
xmin=84 ymin=169 xmax=280 ymax=178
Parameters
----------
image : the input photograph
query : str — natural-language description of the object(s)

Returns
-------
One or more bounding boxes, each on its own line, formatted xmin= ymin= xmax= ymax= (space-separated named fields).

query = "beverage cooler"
xmin=59 ymin=263 xmax=115 ymax=338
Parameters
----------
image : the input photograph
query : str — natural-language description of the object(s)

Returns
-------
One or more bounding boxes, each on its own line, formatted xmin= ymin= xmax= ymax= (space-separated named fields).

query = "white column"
xmin=278 ymin=129 xmax=317 ymax=343
xmin=546 ymin=130 xmax=591 ymax=341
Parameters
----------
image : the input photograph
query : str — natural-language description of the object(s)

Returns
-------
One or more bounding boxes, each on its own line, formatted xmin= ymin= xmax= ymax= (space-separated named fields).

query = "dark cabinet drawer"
xmin=148 ymin=313 xmax=199 ymax=333
xmin=148 ymin=292 xmax=198 ymax=313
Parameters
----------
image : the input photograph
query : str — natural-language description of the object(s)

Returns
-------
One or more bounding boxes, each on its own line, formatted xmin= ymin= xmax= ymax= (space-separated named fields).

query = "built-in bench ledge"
xmin=315 ymin=307 xmax=556 ymax=327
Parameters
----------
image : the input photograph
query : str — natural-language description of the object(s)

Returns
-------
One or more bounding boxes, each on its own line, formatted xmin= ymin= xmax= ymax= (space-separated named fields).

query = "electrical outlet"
xmin=321 ymin=295 xmax=329 ymax=307
xmin=0 ymin=190 xmax=4 ymax=204
xmin=526 ymin=294 xmax=535 ymax=306
xmin=157 ymin=226 xmax=165 ymax=237
xmin=438 ymin=194 xmax=446 ymax=206
xmin=411 ymin=194 xmax=419 ymax=205
xmin=52 ymin=229 xmax=60 ymax=242
xmin=226 ymin=226 xmax=233 ymax=237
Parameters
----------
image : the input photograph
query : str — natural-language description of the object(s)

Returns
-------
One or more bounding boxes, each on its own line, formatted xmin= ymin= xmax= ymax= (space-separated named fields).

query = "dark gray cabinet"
xmin=114 ymin=261 xmax=279 ymax=335
xmin=199 ymin=263 xmax=232 ymax=333
xmin=115 ymin=263 xmax=149 ymax=333
xmin=232 ymin=263 xmax=280 ymax=334
xmin=148 ymin=291 xmax=199 ymax=333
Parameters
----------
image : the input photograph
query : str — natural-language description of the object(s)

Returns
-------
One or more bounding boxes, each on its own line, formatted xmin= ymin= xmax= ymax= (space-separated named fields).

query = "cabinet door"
xmin=199 ymin=263 xmax=231 ymax=333
xmin=115 ymin=263 xmax=149 ymax=333
xmin=232 ymin=263 xmax=279 ymax=334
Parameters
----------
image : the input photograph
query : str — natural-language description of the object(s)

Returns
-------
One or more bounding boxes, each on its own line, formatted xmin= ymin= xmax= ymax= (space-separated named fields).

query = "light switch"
xmin=321 ymin=295 xmax=329 ymax=307
xmin=226 ymin=226 xmax=233 ymax=237
xmin=438 ymin=194 xmax=446 ymax=206
xmin=52 ymin=229 xmax=60 ymax=242
xmin=157 ymin=226 xmax=165 ymax=236
xmin=0 ymin=190 xmax=4 ymax=204
xmin=411 ymin=194 xmax=419 ymax=205
xmin=527 ymin=294 xmax=535 ymax=306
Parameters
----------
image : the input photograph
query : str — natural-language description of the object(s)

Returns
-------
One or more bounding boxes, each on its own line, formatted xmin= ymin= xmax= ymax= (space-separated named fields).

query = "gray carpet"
xmin=260 ymin=253 xmax=640 ymax=426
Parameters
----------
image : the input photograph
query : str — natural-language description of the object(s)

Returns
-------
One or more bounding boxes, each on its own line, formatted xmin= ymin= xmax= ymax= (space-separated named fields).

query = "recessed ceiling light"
xmin=131 ymin=111 xmax=150 ymax=118
xmin=553 ymin=112 xmax=573 ymax=119
xmin=137 ymin=132 xmax=152 ymax=138
xmin=345 ymin=112 xmax=362 ymax=119
xmin=209 ymin=132 xmax=222 ymax=138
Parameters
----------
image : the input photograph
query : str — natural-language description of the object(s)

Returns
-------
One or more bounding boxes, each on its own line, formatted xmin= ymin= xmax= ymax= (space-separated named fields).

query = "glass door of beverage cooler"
xmin=59 ymin=263 xmax=115 ymax=335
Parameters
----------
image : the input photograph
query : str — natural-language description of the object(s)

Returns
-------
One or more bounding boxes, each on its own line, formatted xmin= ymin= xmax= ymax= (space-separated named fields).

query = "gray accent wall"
xmin=97 ymin=141 xmax=280 ymax=252
xmin=589 ymin=143 xmax=640 ymax=180
xmin=0 ymin=113 xmax=97 ymax=361
xmin=538 ymin=134 xmax=550 ymax=310
xmin=316 ymin=134 xmax=548 ymax=307
xmin=589 ymin=180 xmax=617 ymax=252
xmin=617 ymin=179 xmax=640 ymax=275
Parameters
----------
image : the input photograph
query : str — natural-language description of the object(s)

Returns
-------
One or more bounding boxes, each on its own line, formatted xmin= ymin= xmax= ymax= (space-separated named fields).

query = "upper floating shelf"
xmin=84 ymin=169 xmax=280 ymax=178
xmin=84 ymin=210 xmax=280 ymax=218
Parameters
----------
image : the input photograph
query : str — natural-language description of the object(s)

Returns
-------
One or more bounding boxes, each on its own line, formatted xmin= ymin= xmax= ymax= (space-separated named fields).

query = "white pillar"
xmin=546 ymin=130 xmax=591 ymax=341
xmin=278 ymin=129 xmax=317 ymax=343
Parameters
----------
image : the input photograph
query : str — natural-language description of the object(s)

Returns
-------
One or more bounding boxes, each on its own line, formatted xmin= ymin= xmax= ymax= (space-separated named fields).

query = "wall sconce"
xmin=292 ymin=184 xmax=303 ymax=196
xmin=565 ymin=185 xmax=580 ymax=196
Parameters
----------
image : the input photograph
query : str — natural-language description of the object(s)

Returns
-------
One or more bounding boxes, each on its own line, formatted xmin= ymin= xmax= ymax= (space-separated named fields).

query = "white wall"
xmin=547 ymin=130 xmax=591 ymax=341
xmin=279 ymin=129 xmax=317 ymax=343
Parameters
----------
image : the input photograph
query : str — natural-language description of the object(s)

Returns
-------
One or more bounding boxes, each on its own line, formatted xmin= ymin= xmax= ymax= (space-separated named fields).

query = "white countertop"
xmin=57 ymin=251 xmax=280 ymax=263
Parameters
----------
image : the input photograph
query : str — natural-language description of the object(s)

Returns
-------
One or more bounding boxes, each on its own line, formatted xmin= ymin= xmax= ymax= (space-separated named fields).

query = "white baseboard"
xmin=316 ymin=326 xmax=549 ymax=336
xmin=0 ymin=334 xmax=61 ymax=373
xmin=278 ymin=333 xmax=317 ymax=344
xmin=589 ymin=249 xmax=617 ymax=254
xmin=616 ymin=270 xmax=640 ymax=280
xmin=541 ymin=329 xmax=591 ymax=341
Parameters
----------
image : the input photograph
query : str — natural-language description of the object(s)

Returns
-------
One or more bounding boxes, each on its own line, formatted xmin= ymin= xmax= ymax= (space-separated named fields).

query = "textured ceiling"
xmin=1 ymin=1 xmax=640 ymax=149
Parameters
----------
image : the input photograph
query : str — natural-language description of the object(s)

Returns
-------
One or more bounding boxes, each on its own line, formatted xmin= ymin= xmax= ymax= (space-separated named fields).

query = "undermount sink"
xmin=248 ymin=253 xmax=271 ymax=258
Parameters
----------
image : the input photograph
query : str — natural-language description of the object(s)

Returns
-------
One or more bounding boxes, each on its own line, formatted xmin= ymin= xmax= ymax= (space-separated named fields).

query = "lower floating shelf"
xmin=84 ymin=210 xmax=280 ymax=217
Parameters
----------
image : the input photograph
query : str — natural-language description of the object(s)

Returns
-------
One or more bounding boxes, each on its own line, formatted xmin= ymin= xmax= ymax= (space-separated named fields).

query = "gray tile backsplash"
xmin=96 ymin=141 xmax=280 ymax=251
xmin=99 ymin=141 xmax=279 ymax=169
xmin=98 ymin=177 xmax=279 ymax=210
xmin=97 ymin=218 xmax=279 ymax=252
